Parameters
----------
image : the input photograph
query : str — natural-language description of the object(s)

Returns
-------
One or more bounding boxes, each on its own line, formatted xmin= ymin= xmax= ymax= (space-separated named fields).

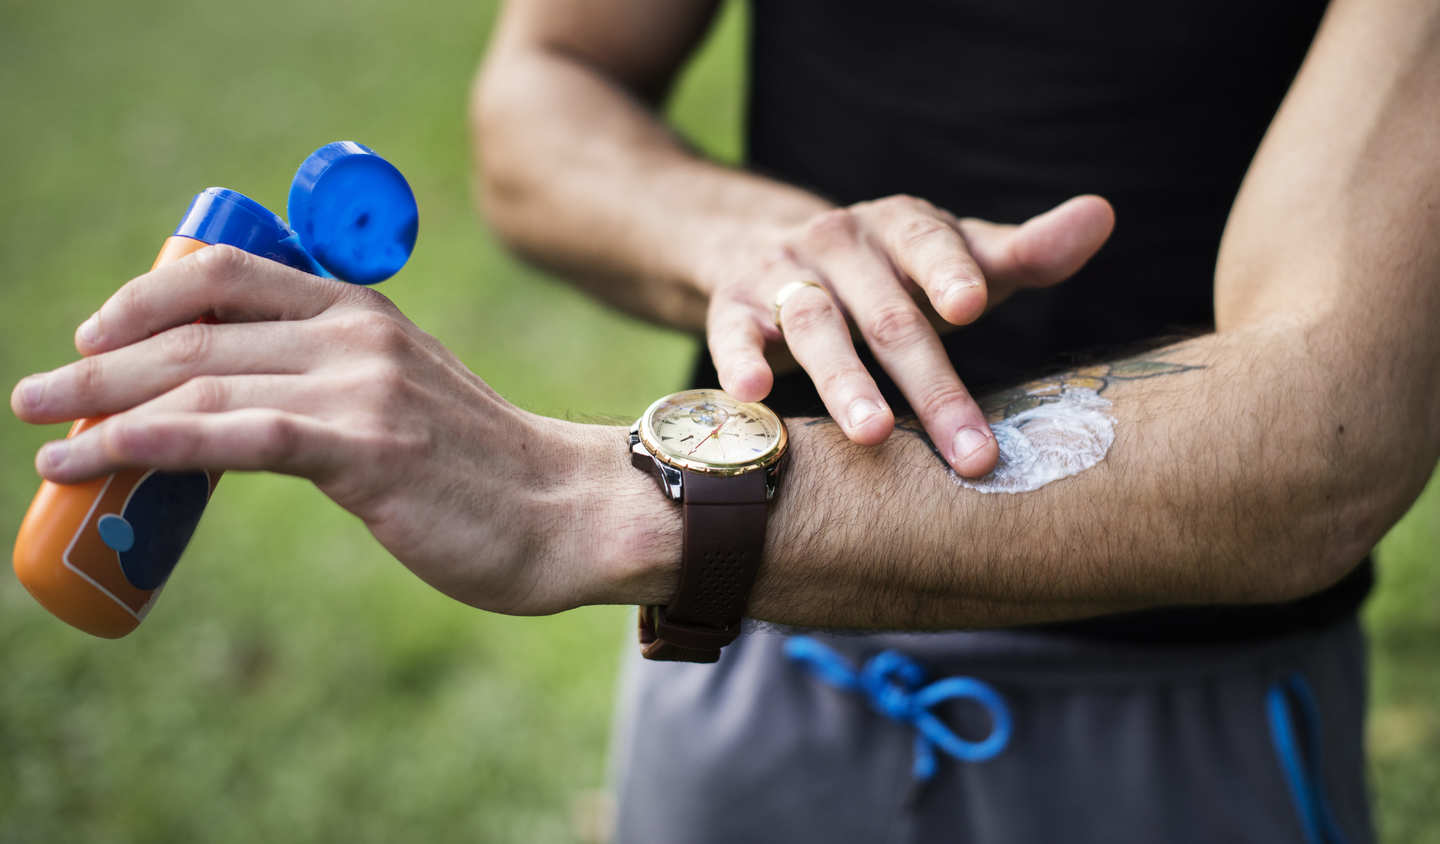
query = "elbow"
xmin=468 ymin=60 xmax=536 ymax=253
xmin=476 ymin=167 xmax=532 ymax=257
xmin=1281 ymin=498 xmax=1389 ymax=605
xmin=1217 ymin=315 xmax=1440 ymax=604
xmin=1259 ymin=432 xmax=1436 ymax=604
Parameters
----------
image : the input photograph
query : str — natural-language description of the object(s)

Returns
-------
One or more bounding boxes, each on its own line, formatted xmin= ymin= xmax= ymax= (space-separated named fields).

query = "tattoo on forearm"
xmin=975 ymin=357 xmax=1205 ymax=423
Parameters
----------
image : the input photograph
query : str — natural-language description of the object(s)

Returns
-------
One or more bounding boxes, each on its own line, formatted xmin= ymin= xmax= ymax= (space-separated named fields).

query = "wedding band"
xmin=773 ymin=279 xmax=829 ymax=329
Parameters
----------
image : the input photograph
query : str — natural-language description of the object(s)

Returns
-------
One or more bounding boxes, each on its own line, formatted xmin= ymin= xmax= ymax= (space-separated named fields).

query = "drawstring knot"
xmin=784 ymin=635 xmax=1011 ymax=782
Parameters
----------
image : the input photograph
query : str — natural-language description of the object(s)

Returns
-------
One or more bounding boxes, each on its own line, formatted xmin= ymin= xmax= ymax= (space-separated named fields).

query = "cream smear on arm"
xmin=956 ymin=386 xmax=1115 ymax=494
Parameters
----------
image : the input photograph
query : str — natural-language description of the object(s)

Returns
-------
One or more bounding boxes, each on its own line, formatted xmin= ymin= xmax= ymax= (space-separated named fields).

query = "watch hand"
xmin=688 ymin=417 xmax=729 ymax=455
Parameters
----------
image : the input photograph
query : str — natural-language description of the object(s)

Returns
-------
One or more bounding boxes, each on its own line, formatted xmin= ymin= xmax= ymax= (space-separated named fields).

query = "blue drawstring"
xmin=784 ymin=635 xmax=1011 ymax=782
xmin=1266 ymin=671 xmax=1350 ymax=844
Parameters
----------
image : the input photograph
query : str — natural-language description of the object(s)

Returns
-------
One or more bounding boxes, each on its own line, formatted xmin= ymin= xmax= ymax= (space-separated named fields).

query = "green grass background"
xmin=0 ymin=1 xmax=1434 ymax=841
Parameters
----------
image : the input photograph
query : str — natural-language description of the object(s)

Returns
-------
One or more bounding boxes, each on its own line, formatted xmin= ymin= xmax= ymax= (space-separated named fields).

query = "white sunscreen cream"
xmin=957 ymin=387 xmax=1115 ymax=494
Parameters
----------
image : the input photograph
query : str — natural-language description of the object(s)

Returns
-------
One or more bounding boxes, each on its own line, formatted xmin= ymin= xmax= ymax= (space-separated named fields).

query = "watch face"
xmin=638 ymin=389 xmax=787 ymax=474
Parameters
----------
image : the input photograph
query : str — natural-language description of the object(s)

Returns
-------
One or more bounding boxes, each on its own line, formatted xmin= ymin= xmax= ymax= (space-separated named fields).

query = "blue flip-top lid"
xmin=287 ymin=141 xmax=418 ymax=285
xmin=172 ymin=141 xmax=417 ymax=285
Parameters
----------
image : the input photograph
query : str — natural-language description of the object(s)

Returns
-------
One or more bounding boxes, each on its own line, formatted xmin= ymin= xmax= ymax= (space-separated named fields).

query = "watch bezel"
xmin=635 ymin=388 xmax=788 ymax=477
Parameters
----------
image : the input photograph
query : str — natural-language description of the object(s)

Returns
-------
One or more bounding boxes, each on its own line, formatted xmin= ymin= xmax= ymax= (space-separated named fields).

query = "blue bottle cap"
xmin=171 ymin=141 xmax=417 ymax=284
xmin=173 ymin=188 xmax=322 ymax=275
xmin=287 ymin=141 xmax=418 ymax=285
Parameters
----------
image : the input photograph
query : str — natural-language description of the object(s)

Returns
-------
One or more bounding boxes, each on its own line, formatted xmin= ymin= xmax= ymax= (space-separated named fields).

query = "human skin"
xmin=472 ymin=0 xmax=1120 ymax=478
xmin=10 ymin=0 xmax=1440 ymax=629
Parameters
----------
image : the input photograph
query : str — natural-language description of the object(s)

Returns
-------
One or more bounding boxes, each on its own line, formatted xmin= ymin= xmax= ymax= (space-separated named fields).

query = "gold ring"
xmin=773 ymin=279 xmax=828 ymax=329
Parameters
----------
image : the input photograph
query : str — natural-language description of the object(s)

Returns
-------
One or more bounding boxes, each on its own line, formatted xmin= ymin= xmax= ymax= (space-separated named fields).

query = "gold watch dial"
xmin=638 ymin=389 xmax=787 ymax=474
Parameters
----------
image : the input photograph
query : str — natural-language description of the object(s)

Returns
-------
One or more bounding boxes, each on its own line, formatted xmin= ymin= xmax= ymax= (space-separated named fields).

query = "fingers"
xmin=706 ymin=289 xmax=774 ymax=402
xmin=772 ymin=280 xmax=894 ymax=445
xmin=706 ymin=194 xmax=1113 ymax=470
xmin=802 ymin=221 xmax=998 ymax=476
xmin=118 ymin=374 xmax=323 ymax=418
xmin=707 ymin=245 xmax=895 ymax=444
xmin=34 ymin=409 xmax=344 ymax=485
xmin=13 ymin=320 xmax=322 ymax=424
xmin=865 ymin=197 xmax=989 ymax=326
xmin=75 ymin=244 xmax=361 ymax=355
xmin=955 ymin=194 xmax=1115 ymax=291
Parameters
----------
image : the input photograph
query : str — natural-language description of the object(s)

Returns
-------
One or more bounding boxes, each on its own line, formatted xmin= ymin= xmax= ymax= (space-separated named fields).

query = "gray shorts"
xmin=610 ymin=617 xmax=1371 ymax=844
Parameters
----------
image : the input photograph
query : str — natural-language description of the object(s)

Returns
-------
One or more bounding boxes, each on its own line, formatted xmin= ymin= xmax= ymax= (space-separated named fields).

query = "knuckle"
xmin=108 ymin=280 xmax=147 ymax=324
xmin=193 ymin=243 xmax=250 ymax=287
xmin=333 ymin=310 xmax=410 ymax=354
xmin=865 ymin=302 xmax=929 ymax=350
xmin=324 ymin=311 xmax=369 ymax=340
xmin=707 ymin=284 xmax=748 ymax=315
xmin=366 ymin=362 xmax=413 ymax=406
xmin=802 ymin=208 xmax=860 ymax=249
xmin=817 ymin=364 xmax=870 ymax=398
xmin=73 ymin=357 xmax=105 ymax=397
xmin=914 ymin=381 xmax=974 ymax=421
xmin=875 ymin=194 xmax=931 ymax=218
xmin=895 ymin=216 xmax=953 ymax=253
xmin=181 ymin=376 xmax=228 ymax=412
xmin=754 ymin=250 xmax=791 ymax=277
xmin=158 ymin=323 xmax=212 ymax=367
xmin=1006 ymin=237 xmax=1048 ymax=282
xmin=257 ymin=413 xmax=300 ymax=463
xmin=782 ymin=294 xmax=838 ymax=335
xmin=345 ymin=283 xmax=396 ymax=313
xmin=101 ymin=419 xmax=139 ymax=460
xmin=106 ymin=417 xmax=167 ymax=463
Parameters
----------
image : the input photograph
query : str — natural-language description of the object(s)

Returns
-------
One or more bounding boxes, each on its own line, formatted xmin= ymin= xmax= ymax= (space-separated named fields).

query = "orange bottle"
xmin=13 ymin=142 xmax=417 ymax=637
xmin=15 ymin=236 xmax=225 ymax=637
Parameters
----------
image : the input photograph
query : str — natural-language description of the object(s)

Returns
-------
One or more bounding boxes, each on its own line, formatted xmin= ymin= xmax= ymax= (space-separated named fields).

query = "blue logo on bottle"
xmin=106 ymin=470 xmax=211 ymax=590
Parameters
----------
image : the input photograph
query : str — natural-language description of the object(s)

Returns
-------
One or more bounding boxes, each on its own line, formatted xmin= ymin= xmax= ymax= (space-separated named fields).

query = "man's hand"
xmin=476 ymin=3 xmax=1118 ymax=476
xmin=10 ymin=246 xmax=675 ymax=616
xmin=699 ymin=194 xmax=1114 ymax=476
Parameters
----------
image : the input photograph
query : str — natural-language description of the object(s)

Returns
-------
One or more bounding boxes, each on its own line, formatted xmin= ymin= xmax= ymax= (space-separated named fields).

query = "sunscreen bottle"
xmin=13 ymin=141 xmax=418 ymax=638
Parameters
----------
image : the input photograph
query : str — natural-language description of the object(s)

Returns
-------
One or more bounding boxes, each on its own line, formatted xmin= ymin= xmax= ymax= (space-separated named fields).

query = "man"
xmin=469 ymin=0 xmax=1437 ymax=840
xmin=9 ymin=0 xmax=1436 ymax=840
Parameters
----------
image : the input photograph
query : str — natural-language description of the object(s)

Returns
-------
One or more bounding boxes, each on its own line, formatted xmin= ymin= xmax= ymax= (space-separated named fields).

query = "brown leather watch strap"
xmin=640 ymin=469 xmax=769 ymax=663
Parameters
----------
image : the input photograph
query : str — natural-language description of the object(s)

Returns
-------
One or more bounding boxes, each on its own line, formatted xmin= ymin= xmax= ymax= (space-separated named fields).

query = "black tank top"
xmin=689 ymin=0 xmax=1372 ymax=642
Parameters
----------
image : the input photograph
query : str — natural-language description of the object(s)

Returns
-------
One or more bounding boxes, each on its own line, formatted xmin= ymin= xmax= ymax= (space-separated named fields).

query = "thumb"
xmin=958 ymin=195 xmax=1116 ymax=292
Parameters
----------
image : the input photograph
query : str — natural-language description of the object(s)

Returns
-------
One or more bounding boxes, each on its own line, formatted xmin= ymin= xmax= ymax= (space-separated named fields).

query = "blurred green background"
xmin=0 ymin=1 xmax=1434 ymax=841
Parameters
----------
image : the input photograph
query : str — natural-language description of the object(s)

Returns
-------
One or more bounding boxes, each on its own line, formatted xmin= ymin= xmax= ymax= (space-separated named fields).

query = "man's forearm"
xmin=591 ymin=316 xmax=1436 ymax=630
xmin=473 ymin=15 xmax=828 ymax=330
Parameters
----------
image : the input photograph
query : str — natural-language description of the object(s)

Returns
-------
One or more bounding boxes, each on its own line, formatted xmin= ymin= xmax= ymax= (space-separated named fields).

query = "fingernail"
xmin=76 ymin=314 xmax=100 ymax=346
xmin=847 ymin=398 xmax=882 ymax=429
xmin=39 ymin=441 xmax=68 ymax=471
xmin=18 ymin=376 xmax=45 ymax=411
xmin=952 ymin=427 xmax=991 ymax=463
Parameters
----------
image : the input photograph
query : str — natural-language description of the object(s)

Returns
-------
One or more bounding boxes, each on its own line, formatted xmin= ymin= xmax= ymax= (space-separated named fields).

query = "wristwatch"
xmin=629 ymin=388 xmax=788 ymax=663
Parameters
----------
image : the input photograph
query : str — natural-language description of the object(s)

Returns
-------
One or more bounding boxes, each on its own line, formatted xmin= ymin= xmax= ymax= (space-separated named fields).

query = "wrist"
xmin=561 ymin=421 xmax=681 ymax=608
